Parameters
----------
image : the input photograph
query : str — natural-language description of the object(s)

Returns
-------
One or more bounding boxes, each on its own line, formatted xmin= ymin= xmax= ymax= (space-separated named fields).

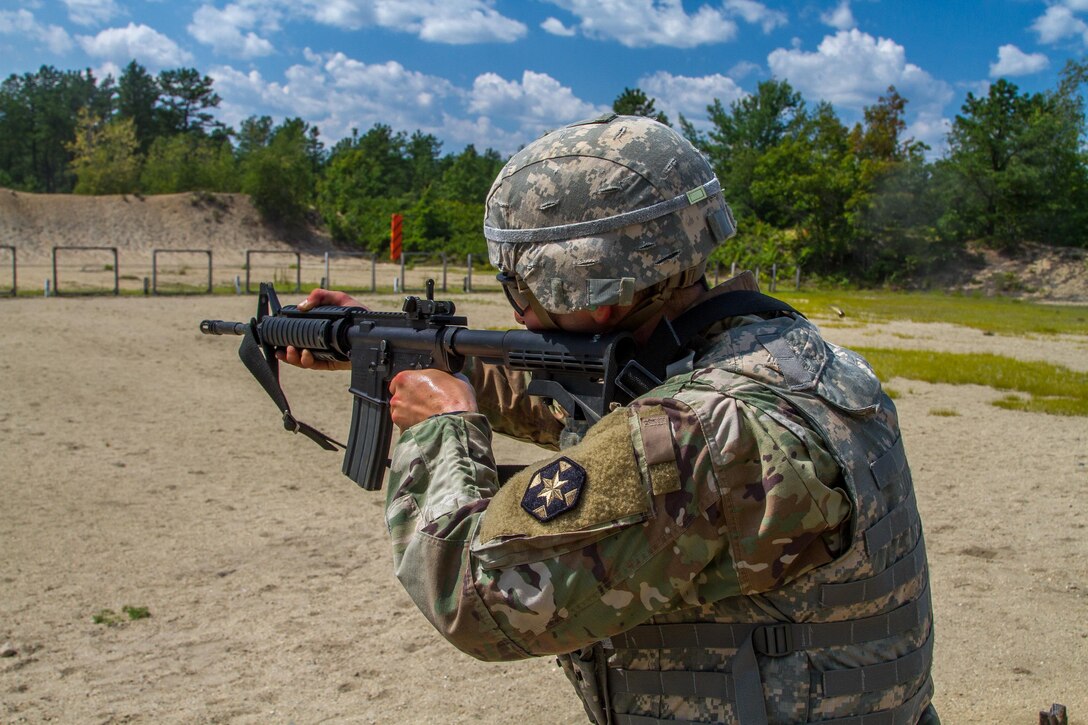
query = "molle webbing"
xmin=613 ymin=674 xmax=932 ymax=725
xmin=609 ymin=667 xmax=737 ymax=703
xmin=813 ymin=677 xmax=934 ymax=725
xmin=821 ymin=535 xmax=927 ymax=607
xmin=865 ymin=487 xmax=920 ymax=558
xmin=825 ymin=632 xmax=933 ymax=697
xmin=610 ymin=585 xmax=930 ymax=654
xmin=871 ymin=435 xmax=908 ymax=490
xmin=606 ymin=587 xmax=932 ymax=725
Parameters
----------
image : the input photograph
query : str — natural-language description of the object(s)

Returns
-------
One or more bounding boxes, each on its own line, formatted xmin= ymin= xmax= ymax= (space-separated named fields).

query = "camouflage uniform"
xmin=384 ymin=275 xmax=934 ymax=723
xmin=384 ymin=116 xmax=934 ymax=723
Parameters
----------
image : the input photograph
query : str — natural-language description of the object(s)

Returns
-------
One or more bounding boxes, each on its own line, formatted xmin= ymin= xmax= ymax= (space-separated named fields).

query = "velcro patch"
xmin=635 ymin=411 xmax=681 ymax=496
xmin=475 ymin=409 xmax=649 ymax=547
xmin=521 ymin=457 xmax=586 ymax=522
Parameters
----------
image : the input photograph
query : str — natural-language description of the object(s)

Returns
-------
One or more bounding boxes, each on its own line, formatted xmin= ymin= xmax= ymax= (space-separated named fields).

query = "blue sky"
xmin=1 ymin=1 xmax=1084 ymax=157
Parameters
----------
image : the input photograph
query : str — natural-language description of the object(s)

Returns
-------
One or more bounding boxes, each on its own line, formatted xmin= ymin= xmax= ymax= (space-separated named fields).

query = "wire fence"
xmin=4 ymin=245 xmax=803 ymax=298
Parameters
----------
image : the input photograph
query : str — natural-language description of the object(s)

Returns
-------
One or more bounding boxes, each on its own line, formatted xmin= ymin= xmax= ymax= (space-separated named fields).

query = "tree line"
xmin=2 ymin=62 xmax=1086 ymax=283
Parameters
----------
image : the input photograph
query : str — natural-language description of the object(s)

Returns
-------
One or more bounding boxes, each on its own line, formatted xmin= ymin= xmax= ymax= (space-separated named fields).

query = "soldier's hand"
xmin=389 ymin=369 xmax=477 ymax=431
xmin=296 ymin=288 xmax=366 ymax=311
xmin=275 ymin=345 xmax=350 ymax=371
xmin=274 ymin=288 xmax=364 ymax=371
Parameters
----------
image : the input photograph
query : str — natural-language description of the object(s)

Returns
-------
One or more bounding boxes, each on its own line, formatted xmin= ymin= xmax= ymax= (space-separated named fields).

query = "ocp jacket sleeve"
xmin=383 ymin=385 xmax=848 ymax=662
xmin=464 ymin=358 xmax=563 ymax=449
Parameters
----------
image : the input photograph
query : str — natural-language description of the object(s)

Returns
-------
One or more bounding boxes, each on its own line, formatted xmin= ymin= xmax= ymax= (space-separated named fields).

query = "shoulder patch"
xmin=520 ymin=457 xmax=586 ymax=522
xmin=476 ymin=409 xmax=650 ymax=547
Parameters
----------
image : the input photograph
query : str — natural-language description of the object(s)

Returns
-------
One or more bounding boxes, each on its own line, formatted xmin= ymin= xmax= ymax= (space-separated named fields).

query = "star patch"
xmin=520 ymin=456 xmax=586 ymax=522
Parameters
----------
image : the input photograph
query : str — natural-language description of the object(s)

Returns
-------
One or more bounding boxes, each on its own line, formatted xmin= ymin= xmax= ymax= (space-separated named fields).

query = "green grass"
xmin=856 ymin=347 xmax=1088 ymax=417
xmin=777 ymin=289 xmax=1088 ymax=336
xmin=928 ymin=407 xmax=960 ymax=417
xmin=92 ymin=605 xmax=151 ymax=626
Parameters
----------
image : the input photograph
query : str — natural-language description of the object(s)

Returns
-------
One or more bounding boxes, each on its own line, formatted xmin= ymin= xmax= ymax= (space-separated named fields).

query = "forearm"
xmin=466 ymin=358 xmax=563 ymax=449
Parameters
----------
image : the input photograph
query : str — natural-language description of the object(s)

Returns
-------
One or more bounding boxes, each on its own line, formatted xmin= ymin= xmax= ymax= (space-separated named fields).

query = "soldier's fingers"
xmin=276 ymin=345 xmax=305 ymax=367
xmin=298 ymin=288 xmax=366 ymax=311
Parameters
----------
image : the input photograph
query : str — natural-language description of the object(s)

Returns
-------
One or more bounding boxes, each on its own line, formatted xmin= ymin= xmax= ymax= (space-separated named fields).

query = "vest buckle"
xmin=753 ymin=623 xmax=794 ymax=657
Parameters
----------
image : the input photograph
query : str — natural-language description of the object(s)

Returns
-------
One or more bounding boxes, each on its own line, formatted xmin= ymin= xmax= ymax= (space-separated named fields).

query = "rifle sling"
xmin=238 ymin=326 xmax=344 ymax=452
xmin=622 ymin=290 xmax=800 ymax=397
xmin=670 ymin=289 xmax=799 ymax=342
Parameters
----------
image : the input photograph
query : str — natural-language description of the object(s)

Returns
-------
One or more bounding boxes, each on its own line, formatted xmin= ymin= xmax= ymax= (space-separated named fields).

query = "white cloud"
xmin=541 ymin=16 xmax=576 ymax=36
xmin=209 ymin=53 xmax=600 ymax=154
xmin=188 ymin=4 xmax=276 ymax=58
xmin=293 ymin=0 xmax=372 ymax=28
xmin=724 ymin=0 xmax=787 ymax=33
xmin=820 ymin=0 xmax=855 ymax=31
xmin=542 ymin=0 xmax=737 ymax=47
xmin=308 ymin=54 xmax=451 ymax=122
xmin=438 ymin=113 xmax=526 ymax=155
xmin=905 ymin=113 xmax=951 ymax=157
xmin=77 ymin=22 xmax=194 ymax=68
xmin=1032 ymin=4 xmax=1088 ymax=45
xmin=989 ymin=44 xmax=1049 ymax=77
xmin=293 ymin=0 xmax=526 ymax=43
xmin=322 ymin=53 xmax=456 ymax=108
xmin=468 ymin=70 xmax=604 ymax=129
xmin=94 ymin=60 xmax=123 ymax=82
xmin=638 ymin=71 xmax=747 ymax=129
xmin=62 ymin=0 xmax=122 ymax=27
xmin=0 ymin=9 xmax=73 ymax=54
xmin=768 ymin=29 xmax=952 ymax=115
xmin=728 ymin=61 xmax=761 ymax=79
xmin=411 ymin=8 xmax=526 ymax=43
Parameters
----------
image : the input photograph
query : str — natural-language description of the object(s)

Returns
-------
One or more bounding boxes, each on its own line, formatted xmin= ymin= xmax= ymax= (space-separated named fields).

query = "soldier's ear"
xmin=590 ymin=305 xmax=616 ymax=324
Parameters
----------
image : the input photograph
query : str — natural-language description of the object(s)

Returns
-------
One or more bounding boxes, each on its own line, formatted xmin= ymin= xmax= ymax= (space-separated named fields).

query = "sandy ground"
xmin=0 ymin=290 xmax=1085 ymax=725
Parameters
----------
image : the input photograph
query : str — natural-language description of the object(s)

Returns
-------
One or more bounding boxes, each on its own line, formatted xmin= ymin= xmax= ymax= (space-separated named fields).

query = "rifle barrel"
xmin=200 ymin=320 xmax=248 ymax=336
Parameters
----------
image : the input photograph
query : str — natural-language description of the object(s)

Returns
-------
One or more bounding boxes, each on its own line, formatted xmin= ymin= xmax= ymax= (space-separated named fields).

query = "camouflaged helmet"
xmin=484 ymin=114 xmax=735 ymax=321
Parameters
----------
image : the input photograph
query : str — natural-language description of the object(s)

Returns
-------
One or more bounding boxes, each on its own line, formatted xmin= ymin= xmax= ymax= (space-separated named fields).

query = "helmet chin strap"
xmin=524 ymin=293 xmax=561 ymax=331
xmin=612 ymin=264 xmax=708 ymax=332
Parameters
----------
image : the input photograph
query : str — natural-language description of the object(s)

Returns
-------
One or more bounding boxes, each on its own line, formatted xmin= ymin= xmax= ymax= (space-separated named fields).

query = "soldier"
xmin=283 ymin=115 xmax=937 ymax=724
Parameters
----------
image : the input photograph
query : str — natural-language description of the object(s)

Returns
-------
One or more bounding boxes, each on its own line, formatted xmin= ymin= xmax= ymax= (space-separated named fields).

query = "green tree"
xmin=940 ymin=73 xmax=1088 ymax=248
xmin=67 ymin=109 xmax=142 ymax=194
xmin=435 ymin=145 xmax=504 ymax=202
xmin=612 ymin=87 xmax=670 ymax=126
xmin=316 ymin=124 xmax=414 ymax=244
xmin=849 ymin=87 xmax=924 ymax=164
xmin=405 ymin=130 xmax=443 ymax=193
xmin=749 ymin=103 xmax=857 ymax=273
xmin=141 ymin=133 xmax=236 ymax=193
xmin=236 ymin=115 xmax=274 ymax=158
xmin=240 ymin=118 xmax=317 ymax=224
xmin=155 ymin=68 xmax=222 ymax=136
xmin=116 ymin=61 xmax=160 ymax=152
xmin=0 ymin=66 xmax=106 ymax=191
xmin=704 ymin=79 xmax=807 ymax=220
xmin=851 ymin=159 xmax=949 ymax=282
xmin=847 ymin=88 xmax=947 ymax=282
xmin=315 ymin=124 xmax=498 ymax=254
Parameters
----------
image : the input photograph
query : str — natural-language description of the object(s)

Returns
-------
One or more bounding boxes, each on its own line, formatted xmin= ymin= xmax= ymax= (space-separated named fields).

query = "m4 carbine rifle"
xmin=200 ymin=281 xmax=667 ymax=491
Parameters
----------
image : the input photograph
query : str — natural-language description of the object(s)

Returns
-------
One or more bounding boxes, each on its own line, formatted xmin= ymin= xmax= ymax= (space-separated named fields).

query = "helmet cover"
xmin=484 ymin=114 xmax=735 ymax=314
